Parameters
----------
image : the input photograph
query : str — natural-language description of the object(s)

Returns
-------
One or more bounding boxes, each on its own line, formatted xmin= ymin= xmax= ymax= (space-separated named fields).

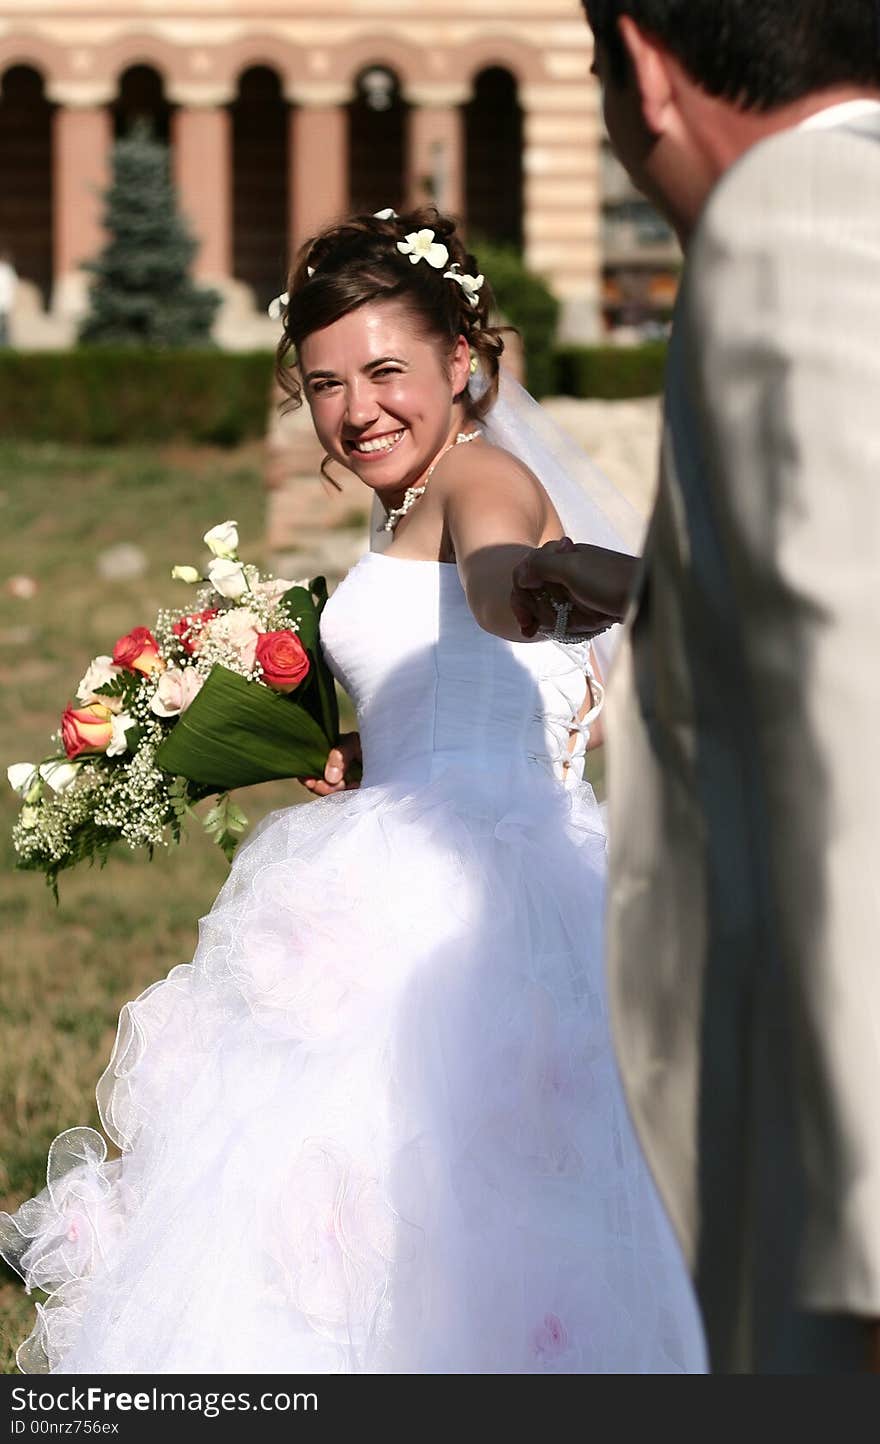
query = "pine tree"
xmin=79 ymin=122 xmax=221 ymax=347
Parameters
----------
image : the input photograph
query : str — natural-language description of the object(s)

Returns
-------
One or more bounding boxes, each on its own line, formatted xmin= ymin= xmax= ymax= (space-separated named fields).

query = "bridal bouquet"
xmin=7 ymin=521 xmax=339 ymax=892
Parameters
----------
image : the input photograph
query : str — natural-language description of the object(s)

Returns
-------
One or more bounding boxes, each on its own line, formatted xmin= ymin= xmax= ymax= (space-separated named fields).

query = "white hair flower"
xmin=396 ymin=229 xmax=449 ymax=270
xmin=443 ymin=265 xmax=485 ymax=308
xmin=306 ymin=266 xmax=315 ymax=278
xmin=267 ymin=292 xmax=289 ymax=320
xmin=374 ymin=208 xmax=398 ymax=220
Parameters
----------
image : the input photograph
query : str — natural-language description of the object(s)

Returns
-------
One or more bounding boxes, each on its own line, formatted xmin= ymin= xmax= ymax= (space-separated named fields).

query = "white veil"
xmin=480 ymin=370 xmax=644 ymax=678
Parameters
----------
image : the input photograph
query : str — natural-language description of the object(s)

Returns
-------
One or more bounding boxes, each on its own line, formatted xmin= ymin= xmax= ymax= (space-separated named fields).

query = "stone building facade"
xmin=0 ymin=0 xmax=614 ymax=347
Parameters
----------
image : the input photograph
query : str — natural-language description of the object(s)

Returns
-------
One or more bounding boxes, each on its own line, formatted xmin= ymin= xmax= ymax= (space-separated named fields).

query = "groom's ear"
xmin=617 ymin=15 xmax=677 ymax=139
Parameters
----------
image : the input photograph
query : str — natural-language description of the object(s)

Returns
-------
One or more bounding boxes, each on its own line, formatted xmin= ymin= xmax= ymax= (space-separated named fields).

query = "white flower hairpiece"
xmin=374 ymin=208 xmax=398 ymax=221
xmin=267 ymin=292 xmax=289 ymax=320
xmin=396 ymin=229 xmax=449 ymax=270
xmin=443 ymin=263 xmax=485 ymax=308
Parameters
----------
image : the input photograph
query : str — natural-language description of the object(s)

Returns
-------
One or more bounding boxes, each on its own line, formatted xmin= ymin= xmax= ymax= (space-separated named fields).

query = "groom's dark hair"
xmin=582 ymin=1 xmax=880 ymax=110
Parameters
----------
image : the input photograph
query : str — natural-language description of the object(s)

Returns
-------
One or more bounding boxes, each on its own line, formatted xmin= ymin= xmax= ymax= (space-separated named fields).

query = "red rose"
xmin=61 ymin=702 xmax=114 ymax=760
xmin=172 ymin=608 xmax=219 ymax=655
xmin=255 ymin=630 xmax=310 ymax=694
xmin=112 ymin=626 xmax=164 ymax=676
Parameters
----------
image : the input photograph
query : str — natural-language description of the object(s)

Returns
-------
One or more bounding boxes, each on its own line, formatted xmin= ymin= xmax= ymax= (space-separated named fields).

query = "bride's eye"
xmin=311 ymin=379 xmax=340 ymax=394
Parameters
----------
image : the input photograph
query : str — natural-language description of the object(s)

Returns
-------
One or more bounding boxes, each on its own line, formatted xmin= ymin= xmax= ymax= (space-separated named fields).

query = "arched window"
xmin=0 ymin=65 xmax=54 ymax=307
xmin=465 ymin=67 xmax=523 ymax=248
xmin=347 ymin=67 xmax=408 ymax=216
xmin=231 ymin=66 xmax=289 ymax=311
xmin=113 ymin=64 xmax=172 ymax=142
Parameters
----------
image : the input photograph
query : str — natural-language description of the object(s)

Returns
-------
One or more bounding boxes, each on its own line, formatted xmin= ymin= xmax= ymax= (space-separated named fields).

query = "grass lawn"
xmin=0 ymin=439 xmax=351 ymax=1373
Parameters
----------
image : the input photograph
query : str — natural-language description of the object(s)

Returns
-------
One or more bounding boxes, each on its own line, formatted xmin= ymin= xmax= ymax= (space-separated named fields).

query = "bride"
xmin=0 ymin=207 xmax=705 ymax=1374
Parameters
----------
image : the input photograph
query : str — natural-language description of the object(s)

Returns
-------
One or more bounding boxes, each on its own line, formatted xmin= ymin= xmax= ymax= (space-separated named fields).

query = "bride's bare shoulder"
xmin=431 ymin=435 xmax=563 ymax=545
xmin=435 ymin=435 xmax=547 ymax=503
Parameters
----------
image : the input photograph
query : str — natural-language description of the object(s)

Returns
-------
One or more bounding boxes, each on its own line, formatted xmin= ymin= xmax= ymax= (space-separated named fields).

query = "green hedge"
xmin=0 ymin=350 xmax=275 ymax=445
xmin=475 ymin=240 xmax=560 ymax=400
xmin=553 ymin=342 xmax=668 ymax=399
xmin=0 ymin=342 xmax=668 ymax=447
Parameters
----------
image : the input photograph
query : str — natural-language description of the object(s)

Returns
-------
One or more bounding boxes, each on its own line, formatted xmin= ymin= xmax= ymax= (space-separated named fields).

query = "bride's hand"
xmin=301 ymin=732 xmax=362 ymax=795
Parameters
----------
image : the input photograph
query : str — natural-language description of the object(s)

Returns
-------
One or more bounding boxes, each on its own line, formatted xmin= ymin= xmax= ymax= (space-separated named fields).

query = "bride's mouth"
xmin=345 ymin=428 xmax=407 ymax=461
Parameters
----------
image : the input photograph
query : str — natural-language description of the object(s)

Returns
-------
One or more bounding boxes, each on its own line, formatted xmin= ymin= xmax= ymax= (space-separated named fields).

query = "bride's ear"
xmin=449 ymin=334 xmax=472 ymax=399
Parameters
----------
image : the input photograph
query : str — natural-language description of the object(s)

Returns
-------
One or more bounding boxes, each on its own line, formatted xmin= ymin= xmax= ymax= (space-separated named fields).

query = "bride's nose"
xmin=344 ymin=382 xmax=380 ymax=432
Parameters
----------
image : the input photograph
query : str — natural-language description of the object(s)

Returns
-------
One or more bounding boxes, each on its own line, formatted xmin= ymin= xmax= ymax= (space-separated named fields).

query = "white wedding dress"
xmin=1 ymin=548 xmax=706 ymax=1374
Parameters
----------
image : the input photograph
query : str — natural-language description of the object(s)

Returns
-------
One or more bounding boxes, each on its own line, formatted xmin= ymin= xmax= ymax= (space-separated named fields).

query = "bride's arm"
xmin=439 ymin=445 xmax=559 ymax=643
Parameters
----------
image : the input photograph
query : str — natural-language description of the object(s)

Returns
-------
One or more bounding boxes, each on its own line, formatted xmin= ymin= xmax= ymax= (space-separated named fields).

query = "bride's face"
xmin=299 ymin=300 xmax=471 ymax=499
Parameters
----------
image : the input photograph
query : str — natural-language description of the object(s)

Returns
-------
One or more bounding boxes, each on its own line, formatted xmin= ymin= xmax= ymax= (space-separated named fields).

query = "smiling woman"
xmin=272 ymin=207 xmax=569 ymax=640
xmin=276 ymin=209 xmax=503 ymax=491
xmin=300 ymin=305 xmax=472 ymax=517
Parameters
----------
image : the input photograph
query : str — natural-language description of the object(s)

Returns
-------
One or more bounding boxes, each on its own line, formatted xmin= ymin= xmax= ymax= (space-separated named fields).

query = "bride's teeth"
xmin=353 ymin=431 xmax=403 ymax=454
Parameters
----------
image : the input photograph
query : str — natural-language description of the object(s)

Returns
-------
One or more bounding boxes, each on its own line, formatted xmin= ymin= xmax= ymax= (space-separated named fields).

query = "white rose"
xmin=76 ymin=655 xmax=121 ymax=704
xmin=150 ymin=667 xmax=205 ymax=719
xmin=106 ymin=712 xmax=136 ymax=758
xmin=7 ymin=762 xmax=38 ymax=798
xmin=38 ymin=760 xmax=80 ymax=795
xmin=203 ymin=608 xmax=261 ymax=671
xmin=203 ymin=520 xmax=239 ymax=560
xmin=207 ymin=558 xmax=249 ymax=599
xmin=171 ymin=565 xmax=201 ymax=584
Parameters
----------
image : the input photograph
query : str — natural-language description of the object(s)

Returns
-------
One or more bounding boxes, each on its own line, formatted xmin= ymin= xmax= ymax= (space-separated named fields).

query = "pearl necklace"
xmin=381 ymin=430 xmax=481 ymax=533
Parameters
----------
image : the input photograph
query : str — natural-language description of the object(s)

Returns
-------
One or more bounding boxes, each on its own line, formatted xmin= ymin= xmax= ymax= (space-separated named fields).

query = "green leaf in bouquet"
xmin=202 ymin=792 xmax=249 ymax=861
xmin=94 ymin=674 xmax=138 ymax=704
xmin=154 ymin=663 xmax=334 ymax=789
xmin=167 ymin=774 xmax=194 ymax=843
xmin=278 ymin=576 xmax=339 ymax=746
xmin=121 ymin=723 xmax=146 ymax=754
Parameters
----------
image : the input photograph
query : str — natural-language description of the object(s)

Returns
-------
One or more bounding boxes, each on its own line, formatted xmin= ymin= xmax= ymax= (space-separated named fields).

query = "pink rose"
xmin=150 ymin=667 xmax=204 ymax=719
xmin=203 ymin=608 xmax=262 ymax=671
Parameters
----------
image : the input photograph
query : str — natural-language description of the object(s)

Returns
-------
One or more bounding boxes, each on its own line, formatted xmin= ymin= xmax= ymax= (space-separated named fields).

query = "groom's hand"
xmin=301 ymin=732 xmax=362 ymax=795
xmin=511 ymin=538 xmax=636 ymax=639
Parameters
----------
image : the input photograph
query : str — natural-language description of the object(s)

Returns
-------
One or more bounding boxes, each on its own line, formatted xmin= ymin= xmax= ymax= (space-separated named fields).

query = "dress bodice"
xmin=320 ymin=552 xmax=594 ymax=792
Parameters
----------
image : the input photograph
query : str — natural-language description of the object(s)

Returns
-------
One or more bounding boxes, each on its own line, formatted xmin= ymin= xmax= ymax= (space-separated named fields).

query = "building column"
xmin=49 ymin=88 xmax=114 ymax=319
xmin=287 ymin=85 xmax=351 ymax=257
xmin=404 ymin=85 xmax=469 ymax=217
xmin=170 ymin=92 xmax=234 ymax=283
xmin=521 ymin=81 xmax=602 ymax=342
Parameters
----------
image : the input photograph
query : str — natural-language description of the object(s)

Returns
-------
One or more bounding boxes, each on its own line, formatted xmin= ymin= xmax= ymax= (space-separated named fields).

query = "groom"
xmin=513 ymin=1 xmax=880 ymax=1372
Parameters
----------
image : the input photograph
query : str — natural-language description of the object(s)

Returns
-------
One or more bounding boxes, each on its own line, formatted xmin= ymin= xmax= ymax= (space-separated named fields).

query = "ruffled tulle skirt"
xmin=1 ymin=771 xmax=706 ymax=1374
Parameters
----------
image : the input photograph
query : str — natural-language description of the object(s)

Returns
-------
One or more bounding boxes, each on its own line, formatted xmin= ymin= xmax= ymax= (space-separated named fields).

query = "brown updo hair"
xmin=275 ymin=206 xmax=507 ymax=423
